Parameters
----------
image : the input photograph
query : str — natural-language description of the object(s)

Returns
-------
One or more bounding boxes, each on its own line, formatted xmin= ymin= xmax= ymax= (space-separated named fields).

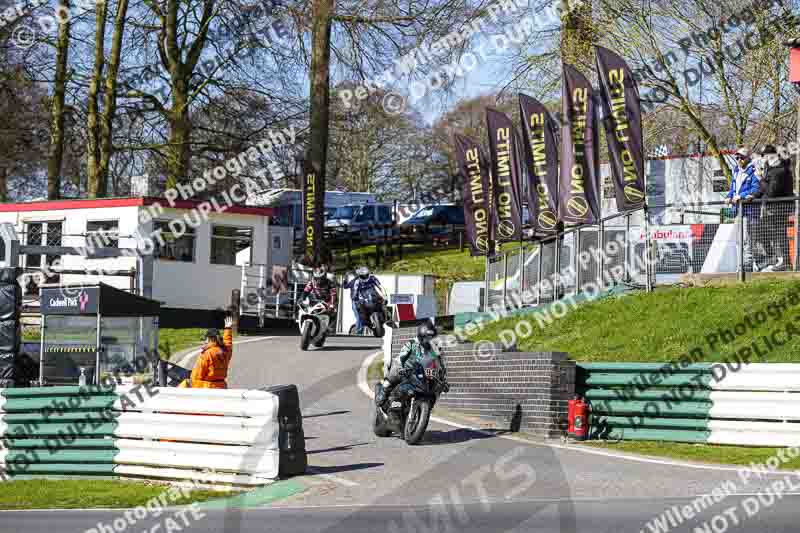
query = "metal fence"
xmin=484 ymin=196 xmax=800 ymax=311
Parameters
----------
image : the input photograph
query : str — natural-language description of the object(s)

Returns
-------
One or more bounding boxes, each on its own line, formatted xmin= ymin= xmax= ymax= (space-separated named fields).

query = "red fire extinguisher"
xmin=568 ymin=396 xmax=589 ymax=441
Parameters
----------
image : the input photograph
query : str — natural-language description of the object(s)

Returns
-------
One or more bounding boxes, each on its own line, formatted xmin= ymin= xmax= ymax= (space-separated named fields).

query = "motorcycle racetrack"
xmin=3 ymin=331 xmax=798 ymax=533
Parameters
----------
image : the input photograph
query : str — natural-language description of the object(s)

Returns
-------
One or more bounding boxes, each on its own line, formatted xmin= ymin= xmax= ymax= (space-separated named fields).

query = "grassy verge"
xmin=158 ymin=328 xmax=205 ymax=359
xmin=460 ymin=279 xmax=800 ymax=465
xmin=0 ymin=479 xmax=229 ymax=510
xmin=584 ymin=441 xmax=800 ymax=469
xmin=470 ymin=279 xmax=800 ymax=362
xmin=367 ymin=356 xmax=384 ymax=384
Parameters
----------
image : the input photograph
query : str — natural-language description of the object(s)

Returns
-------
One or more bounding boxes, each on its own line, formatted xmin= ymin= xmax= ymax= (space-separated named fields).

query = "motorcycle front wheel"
xmin=300 ymin=320 xmax=313 ymax=351
xmin=403 ymin=399 xmax=431 ymax=445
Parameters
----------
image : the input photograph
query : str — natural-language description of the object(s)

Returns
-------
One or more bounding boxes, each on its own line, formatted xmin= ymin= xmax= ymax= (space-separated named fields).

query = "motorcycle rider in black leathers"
xmin=375 ymin=321 xmax=448 ymax=406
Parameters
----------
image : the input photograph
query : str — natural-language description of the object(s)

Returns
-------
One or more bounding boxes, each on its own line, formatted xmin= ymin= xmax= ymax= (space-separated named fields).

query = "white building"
xmin=0 ymin=197 xmax=292 ymax=324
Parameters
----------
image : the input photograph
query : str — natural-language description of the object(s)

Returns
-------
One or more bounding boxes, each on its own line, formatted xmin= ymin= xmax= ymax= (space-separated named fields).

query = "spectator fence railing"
xmin=483 ymin=196 xmax=800 ymax=311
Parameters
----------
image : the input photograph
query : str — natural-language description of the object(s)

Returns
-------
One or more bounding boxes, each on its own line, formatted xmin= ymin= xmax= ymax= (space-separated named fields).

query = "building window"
xmin=153 ymin=221 xmax=196 ymax=262
xmin=25 ymin=222 xmax=43 ymax=267
xmin=87 ymin=220 xmax=119 ymax=248
xmin=211 ymin=226 xmax=253 ymax=265
xmin=46 ymin=222 xmax=63 ymax=266
xmin=24 ymin=221 xmax=62 ymax=269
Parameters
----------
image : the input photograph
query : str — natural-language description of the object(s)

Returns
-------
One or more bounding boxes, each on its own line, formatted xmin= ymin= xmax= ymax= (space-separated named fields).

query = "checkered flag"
xmin=649 ymin=145 xmax=669 ymax=158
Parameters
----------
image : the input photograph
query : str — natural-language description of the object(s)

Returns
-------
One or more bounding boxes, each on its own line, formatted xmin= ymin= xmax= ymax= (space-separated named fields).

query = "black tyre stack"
xmin=0 ymin=268 xmax=22 ymax=388
xmin=261 ymin=384 xmax=307 ymax=477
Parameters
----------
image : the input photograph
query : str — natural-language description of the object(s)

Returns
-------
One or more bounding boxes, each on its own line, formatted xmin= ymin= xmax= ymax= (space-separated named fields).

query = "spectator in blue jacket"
xmin=725 ymin=147 xmax=760 ymax=219
xmin=725 ymin=147 xmax=763 ymax=269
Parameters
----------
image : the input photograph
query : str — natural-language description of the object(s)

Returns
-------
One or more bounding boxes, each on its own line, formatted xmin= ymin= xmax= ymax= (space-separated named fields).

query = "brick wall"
xmin=387 ymin=326 xmax=576 ymax=439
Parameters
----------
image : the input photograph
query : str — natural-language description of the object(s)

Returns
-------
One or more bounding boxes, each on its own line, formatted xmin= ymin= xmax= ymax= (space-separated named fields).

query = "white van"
xmin=325 ymin=203 xmax=398 ymax=243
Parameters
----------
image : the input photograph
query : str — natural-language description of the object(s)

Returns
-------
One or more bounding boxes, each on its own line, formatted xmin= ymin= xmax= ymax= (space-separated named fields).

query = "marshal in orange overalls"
xmin=184 ymin=328 xmax=233 ymax=389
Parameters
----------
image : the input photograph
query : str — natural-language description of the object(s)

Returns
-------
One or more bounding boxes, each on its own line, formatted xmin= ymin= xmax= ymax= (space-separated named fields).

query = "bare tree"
xmin=87 ymin=0 xmax=130 ymax=198
xmin=292 ymin=0 xmax=505 ymax=262
xmin=47 ymin=0 xmax=72 ymax=199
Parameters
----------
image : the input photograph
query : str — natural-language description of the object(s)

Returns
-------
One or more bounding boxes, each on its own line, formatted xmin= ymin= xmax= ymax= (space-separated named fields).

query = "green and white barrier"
xmin=0 ymin=385 xmax=301 ymax=485
xmin=580 ymin=363 xmax=800 ymax=446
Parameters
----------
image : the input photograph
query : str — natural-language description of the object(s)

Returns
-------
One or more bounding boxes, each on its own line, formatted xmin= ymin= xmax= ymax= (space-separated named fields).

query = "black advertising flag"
xmin=301 ymin=164 xmax=325 ymax=264
xmin=486 ymin=108 xmax=524 ymax=242
xmin=595 ymin=46 xmax=646 ymax=211
xmin=519 ymin=93 xmax=560 ymax=234
xmin=454 ymin=134 xmax=493 ymax=255
xmin=560 ymin=64 xmax=601 ymax=225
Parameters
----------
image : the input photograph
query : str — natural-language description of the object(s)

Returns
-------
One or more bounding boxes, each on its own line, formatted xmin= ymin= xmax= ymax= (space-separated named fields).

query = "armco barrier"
xmin=579 ymin=362 xmax=800 ymax=446
xmin=0 ymin=385 xmax=306 ymax=485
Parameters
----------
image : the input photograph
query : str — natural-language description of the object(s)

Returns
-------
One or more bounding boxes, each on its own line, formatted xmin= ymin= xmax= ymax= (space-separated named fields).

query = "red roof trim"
xmin=141 ymin=198 xmax=274 ymax=216
xmin=0 ymin=197 xmax=274 ymax=216
xmin=0 ymin=197 xmax=145 ymax=212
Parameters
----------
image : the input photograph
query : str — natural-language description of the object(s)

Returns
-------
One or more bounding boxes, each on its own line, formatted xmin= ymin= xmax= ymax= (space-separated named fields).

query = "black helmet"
xmin=417 ymin=321 xmax=437 ymax=346
xmin=204 ymin=328 xmax=221 ymax=345
xmin=760 ymin=144 xmax=777 ymax=156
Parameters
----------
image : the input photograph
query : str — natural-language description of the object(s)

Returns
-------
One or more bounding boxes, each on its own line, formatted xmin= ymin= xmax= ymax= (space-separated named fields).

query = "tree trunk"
xmin=99 ymin=0 xmax=130 ymax=194
xmin=87 ymin=0 xmax=108 ymax=199
xmin=155 ymin=0 xmax=214 ymax=190
xmin=47 ymin=0 xmax=71 ymax=200
xmin=0 ymin=167 xmax=7 ymax=203
xmin=303 ymin=0 xmax=334 ymax=265
xmin=165 ymin=81 xmax=192 ymax=190
xmin=770 ymin=69 xmax=782 ymax=144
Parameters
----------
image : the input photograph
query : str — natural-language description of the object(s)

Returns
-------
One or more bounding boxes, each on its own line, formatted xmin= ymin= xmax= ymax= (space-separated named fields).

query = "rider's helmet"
xmin=416 ymin=321 xmax=437 ymax=349
xmin=312 ymin=265 xmax=328 ymax=281
xmin=356 ymin=265 xmax=370 ymax=279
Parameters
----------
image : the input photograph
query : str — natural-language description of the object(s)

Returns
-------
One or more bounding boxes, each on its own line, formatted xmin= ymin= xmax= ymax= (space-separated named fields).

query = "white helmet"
xmin=356 ymin=265 xmax=370 ymax=279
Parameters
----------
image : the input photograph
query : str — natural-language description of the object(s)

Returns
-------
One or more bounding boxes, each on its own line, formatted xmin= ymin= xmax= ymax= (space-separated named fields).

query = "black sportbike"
xmin=372 ymin=355 xmax=449 ymax=445
xmin=351 ymin=291 xmax=388 ymax=338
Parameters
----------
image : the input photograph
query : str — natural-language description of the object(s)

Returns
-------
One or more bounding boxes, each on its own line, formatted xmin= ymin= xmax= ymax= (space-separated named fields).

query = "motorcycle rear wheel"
xmin=300 ymin=320 xmax=313 ymax=351
xmin=403 ymin=399 xmax=431 ymax=445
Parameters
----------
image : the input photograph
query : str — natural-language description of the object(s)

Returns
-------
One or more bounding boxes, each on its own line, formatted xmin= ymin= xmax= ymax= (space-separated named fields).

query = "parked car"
xmin=400 ymin=205 xmax=465 ymax=244
xmin=325 ymin=203 xmax=397 ymax=243
xmin=326 ymin=205 xmax=360 ymax=225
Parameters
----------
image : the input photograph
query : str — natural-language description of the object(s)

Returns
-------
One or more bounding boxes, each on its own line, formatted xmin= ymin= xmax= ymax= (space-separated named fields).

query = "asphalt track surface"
xmin=3 ymin=332 xmax=799 ymax=533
